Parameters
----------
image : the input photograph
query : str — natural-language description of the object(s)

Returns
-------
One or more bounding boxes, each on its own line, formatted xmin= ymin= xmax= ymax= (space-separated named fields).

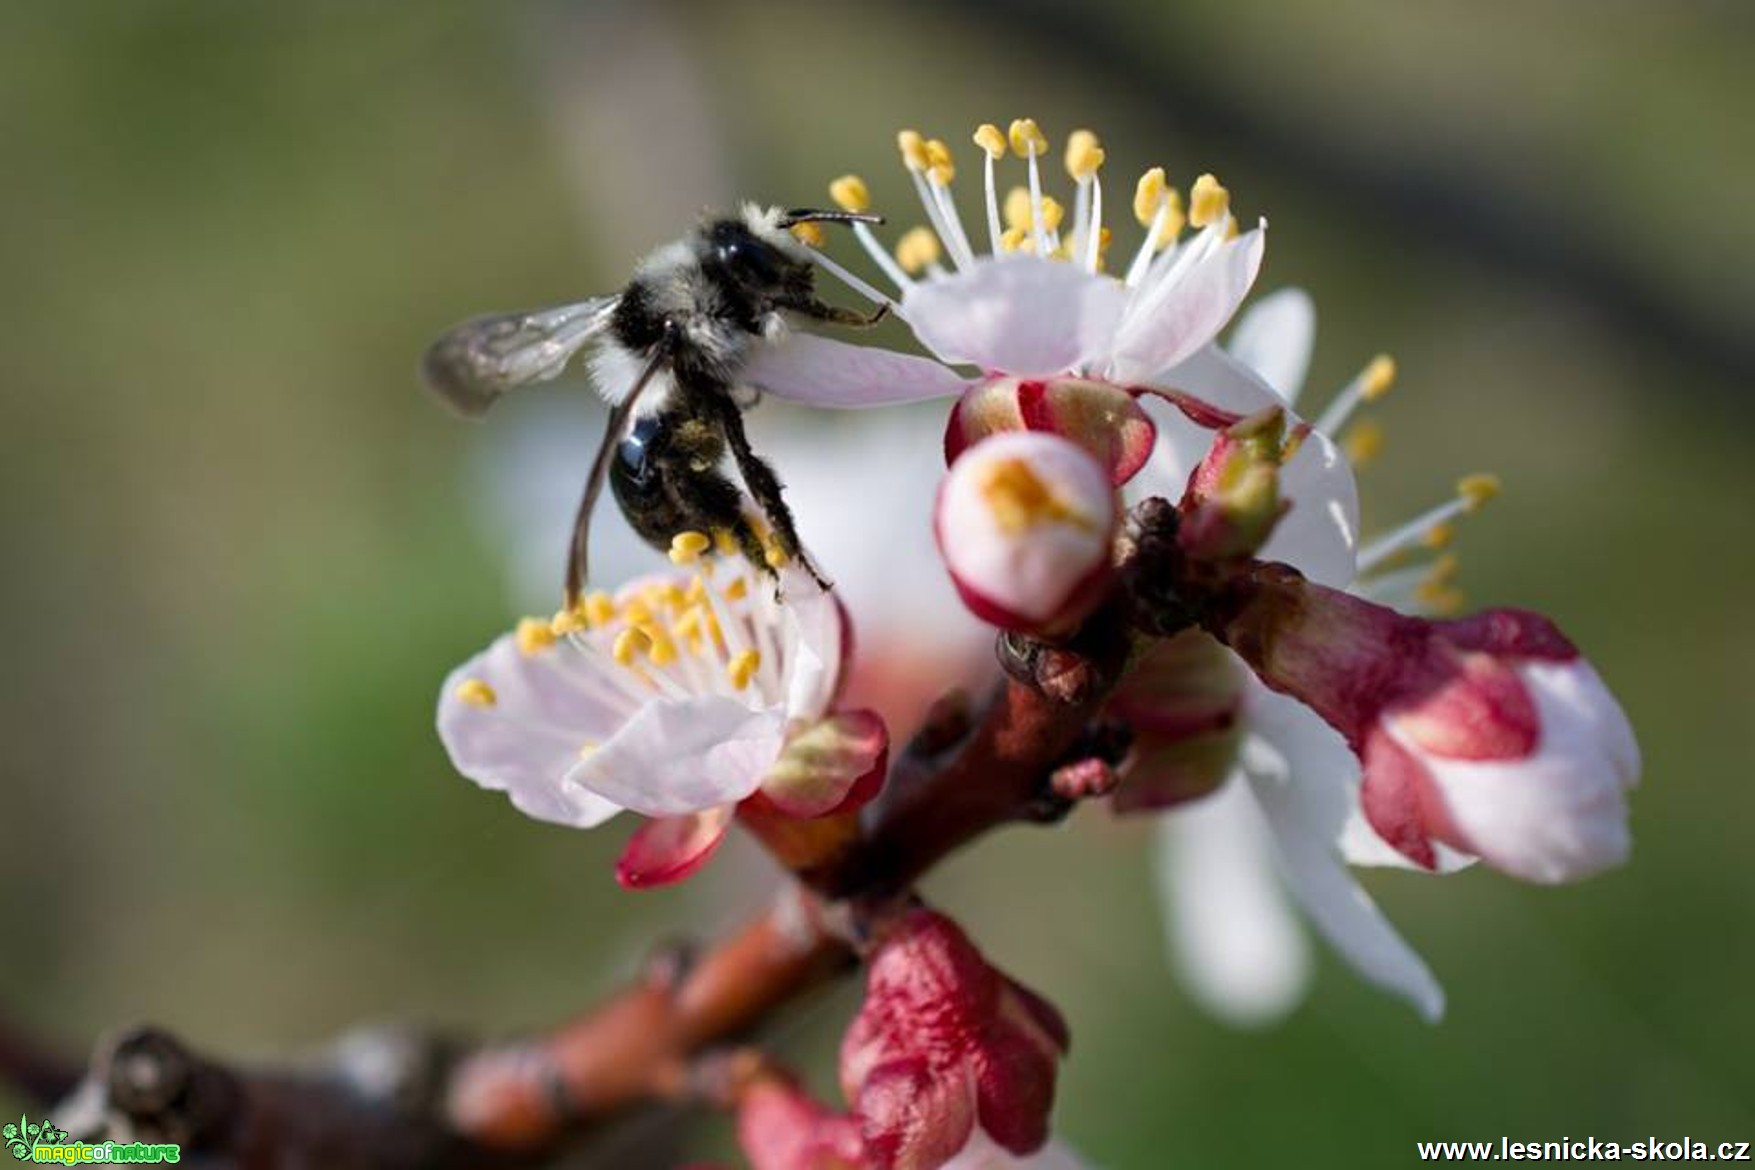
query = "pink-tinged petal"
xmin=1360 ymin=729 xmax=1444 ymax=870
xmin=902 ymin=259 xmax=1128 ymax=376
xmin=936 ymin=432 xmax=1118 ymax=634
xmin=972 ymin=1006 xmax=1061 ymax=1156
xmin=1227 ymin=287 xmax=1315 ymax=403
xmin=1243 ymin=701 xmax=1446 ymax=1022
xmin=780 ymin=573 xmax=851 ymax=722
xmin=1414 ymin=661 xmax=1638 ymax=884
xmin=614 ymin=806 xmax=732 ymax=889
xmin=859 ymin=1060 xmax=979 ymax=1170
xmin=1107 ymin=227 xmax=1266 ymax=382
xmin=738 ymin=1076 xmax=867 ymax=1170
xmin=758 ymin=710 xmax=890 ymax=818
xmin=1136 ymin=345 xmax=1358 ymax=587
xmin=944 ymin=1131 xmax=1089 ymax=1169
xmin=437 ymin=634 xmax=629 ymax=829
xmin=1154 ymin=780 xmax=1312 ymax=1028
xmin=1390 ymin=650 xmax=1539 ymax=761
xmin=570 ymin=696 xmax=787 ymax=817
xmin=742 ymin=333 xmax=972 ymax=407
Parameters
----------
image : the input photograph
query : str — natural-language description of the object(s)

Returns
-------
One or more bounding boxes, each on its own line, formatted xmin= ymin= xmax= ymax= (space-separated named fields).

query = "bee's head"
xmin=702 ymin=204 xmax=886 ymax=292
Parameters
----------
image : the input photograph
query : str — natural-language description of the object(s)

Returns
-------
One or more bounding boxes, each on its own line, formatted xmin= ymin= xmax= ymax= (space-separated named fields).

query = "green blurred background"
xmin=2 ymin=3 xmax=1751 ymax=1165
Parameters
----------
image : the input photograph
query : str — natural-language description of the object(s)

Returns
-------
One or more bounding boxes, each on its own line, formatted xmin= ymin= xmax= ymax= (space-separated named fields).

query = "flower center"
xmin=519 ymin=534 xmax=792 ymax=711
xmin=979 ymin=457 xmax=1098 ymax=535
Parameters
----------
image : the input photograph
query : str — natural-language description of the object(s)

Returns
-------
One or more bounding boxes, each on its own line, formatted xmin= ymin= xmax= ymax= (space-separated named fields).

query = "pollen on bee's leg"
xmin=669 ymin=530 xmax=712 ymax=565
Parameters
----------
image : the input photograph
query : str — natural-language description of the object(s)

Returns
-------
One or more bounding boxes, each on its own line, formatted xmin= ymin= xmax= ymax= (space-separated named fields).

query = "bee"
xmin=422 ymin=204 xmax=887 ymax=604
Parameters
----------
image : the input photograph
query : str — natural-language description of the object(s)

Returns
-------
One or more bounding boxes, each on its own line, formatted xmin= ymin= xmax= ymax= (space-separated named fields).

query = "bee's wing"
xmin=421 ymin=296 xmax=620 ymax=419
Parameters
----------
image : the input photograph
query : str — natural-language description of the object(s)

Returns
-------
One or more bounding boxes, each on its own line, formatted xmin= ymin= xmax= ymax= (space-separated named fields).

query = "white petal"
xmin=570 ymin=695 xmax=787 ymax=817
xmin=1227 ymin=287 xmax=1316 ymax=404
xmin=741 ymin=333 xmax=971 ymax=407
xmin=778 ymin=571 xmax=850 ymax=721
xmin=902 ymin=258 xmax=1128 ymax=376
xmin=1414 ymin=660 xmax=1639 ymax=884
xmin=1244 ymin=698 xmax=1446 ymax=1021
xmin=1155 ymin=779 xmax=1313 ymax=1028
xmin=437 ymin=635 xmax=627 ymax=829
xmin=1136 ymin=345 xmax=1359 ymax=587
xmin=944 ymin=1128 xmax=1090 ymax=1169
xmin=1107 ymin=227 xmax=1266 ymax=382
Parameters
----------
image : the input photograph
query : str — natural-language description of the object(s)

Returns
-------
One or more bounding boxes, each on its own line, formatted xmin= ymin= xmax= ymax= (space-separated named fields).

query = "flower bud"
xmin=842 ymin=909 xmax=1068 ymax=1170
xmin=1108 ymin=630 xmax=1246 ymax=813
xmin=738 ymin=1073 xmax=866 ymax=1170
xmin=1175 ymin=405 xmax=1289 ymax=563
xmin=1213 ymin=571 xmax=1640 ymax=881
xmin=945 ymin=376 xmax=1157 ymax=485
xmin=936 ymin=432 xmax=1119 ymax=637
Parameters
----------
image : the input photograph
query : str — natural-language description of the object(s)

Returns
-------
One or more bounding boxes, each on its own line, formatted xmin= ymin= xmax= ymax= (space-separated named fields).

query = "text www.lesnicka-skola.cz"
xmin=1417 ymin=1138 xmax=1752 ymax=1162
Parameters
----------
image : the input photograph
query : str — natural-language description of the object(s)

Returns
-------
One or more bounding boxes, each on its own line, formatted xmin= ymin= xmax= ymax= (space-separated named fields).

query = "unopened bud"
xmin=936 ymin=432 xmax=1119 ymax=637
xmin=1176 ymin=406 xmax=1289 ymax=562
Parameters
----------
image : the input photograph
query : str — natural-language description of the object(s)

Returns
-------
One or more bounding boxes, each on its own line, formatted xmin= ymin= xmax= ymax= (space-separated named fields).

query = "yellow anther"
xmin=1064 ymin=130 xmax=1105 ymax=180
xmin=1342 ymin=419 xmax=1385 ymax=466
xmin=578 ymin=739 xmax=600 ymax=760
xmin=1424 ymin=522 xmax=1455 ymax=550
xmin=897 ymin=129 xmax=929 ymax=172
xmin=925 ymin=138 xmax=955 ymax=184
xmin=973 ymin=123 xmax=1007 ymax=159
xmin=1457 ymin=474 xmax=1502 ymax=513
xmin=724 ymin=577 xmax=749 ymax=601
xmin=639 ymin=623 xmax=679 ymax=667
xmin=670 ymin=530 xmax=712 ymax=565
xmin=516 ymin=617 xmax=556 ymax=656
xmin=658 ymin=581 xmax=687 ymax=612
xmin=455 ymin=678 xmax=497 ymax=708
xmin=684 ymin=575 xmax=709 ymax=605
xmin=1002 ymin=189 xmax=1063 ymax=234
xmin=980 ymin=458 xmax=1097 ymax=535
xmin=622 ymin=599 xmax=654 ymax=627
xmin=727 ymin=649 xmax=762 ymax=692
xmin=895 ymin=226 xmax=942 ymax=275
xmin=1133 ymin=167 xmax=1169 ymax=224
xmin=550 ymin=607 xmax=586 ymax=637
xmin=583 ymin=591 xmax=616 ymax=629
xmin=1418 ymin=585 xmax=1466 ymax=616
xmin=1415 ymin=556 xmax=1466 ymax=614
xmin=1361 ymin=355 xmax=1397 ymax=401
xmin=999 ymin=227 xmax=1033 ymax=253
xmin=1008 ymin=118 xmax=1048 ymax=158
xmin=612 ymin=627 xmax=650 ymax=667
xmin=829 ymin=174 xmax=871 ymax=214
xmin=1188 ymin=173 xmax=1230 ymax=229
xmin=763 ymin=536 xmax=791 ymax=569
xmin=713 ymin=528 xmax=739 ymax=555
xmin=790 ymin=222 xmax=825 ymax=248
xmin=1425 ymin=553 xmax=1461 ymax=586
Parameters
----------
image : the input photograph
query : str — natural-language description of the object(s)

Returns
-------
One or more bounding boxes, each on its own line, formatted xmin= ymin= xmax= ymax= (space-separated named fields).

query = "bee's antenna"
xmin=778 ymin=208 xmax=885 ymax=228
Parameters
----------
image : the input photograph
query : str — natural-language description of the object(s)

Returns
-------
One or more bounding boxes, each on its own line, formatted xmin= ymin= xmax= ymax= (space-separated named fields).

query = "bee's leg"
xmin=664 ymin=457 xmax=776 ymax=583
xmin=710 ymin=395 xmax=831 ymax=591
xmin=785 ymin=297 xmax=890 ymax=330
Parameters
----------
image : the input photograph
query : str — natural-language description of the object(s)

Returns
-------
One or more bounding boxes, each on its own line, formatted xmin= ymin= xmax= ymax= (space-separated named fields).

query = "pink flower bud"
xmin=945 ymin=376 xmax=1158 ymax=485
xmin=842 ymin=909 xmax=1068 ymax=1170
xmin=1108 ymin=630 xmax=1246 ymax=813
xmin=1213 ymin=571 xmax=1640 ymax=882
xmin=935 ymin=432 xmax=1119 ymax=637
xmin=738 ymin=1074 xmax=867 ymax=1170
